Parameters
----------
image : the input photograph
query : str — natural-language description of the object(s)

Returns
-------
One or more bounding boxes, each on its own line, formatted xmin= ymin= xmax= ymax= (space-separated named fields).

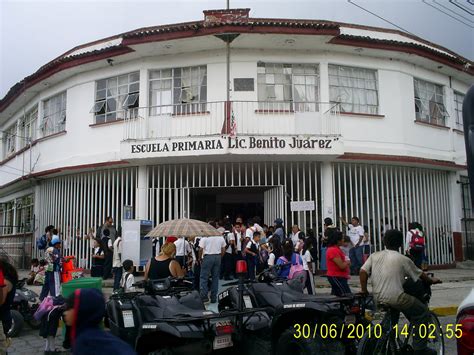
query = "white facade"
xmin=0 ymin=9 xmax=472 ymax=266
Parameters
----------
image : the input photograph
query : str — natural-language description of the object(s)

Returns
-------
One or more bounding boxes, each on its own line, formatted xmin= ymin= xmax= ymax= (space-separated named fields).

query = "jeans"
xmin=40 ymin=271 xmax=60 ymax=300
xmin=103 ymin=253 xmax=113 ymax=280
xmin=222 ymin=253 xmax=234 ymax=279
xmin=200 ymin=254 xmax=221 ymax=302
xmin=193 ymin=263 xmax=201 ymax=290
xmin=327 ymin=276 xmax=351 ymax=296
xmin=388 ymin=293 xmax=431 ymax=351
xmin=113 ymin=267 xmax=123 ymax=291
xmin=349 ymin=246 xmax=364 ymax=274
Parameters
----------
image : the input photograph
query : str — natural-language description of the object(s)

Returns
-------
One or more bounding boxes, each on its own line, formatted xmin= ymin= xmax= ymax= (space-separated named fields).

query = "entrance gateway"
xmin=146 ymin=162 xmax=325 ymax=234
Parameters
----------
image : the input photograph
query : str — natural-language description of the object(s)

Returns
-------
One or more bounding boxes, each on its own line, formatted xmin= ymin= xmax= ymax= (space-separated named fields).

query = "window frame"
xmin=41 ymin=91 xmax=67 ymax=137
xmin=148 ymin=66 xmax=208 ymax=116
xmin=3 ymin=124 xmax=17 ymax=157
xmin=15 ymin=194 xmax=34 ymax=233
xmin=92 ymin=71 xmax=140 ymax=124
xmin=413 ymin=78 xmax=448 ymax=126
xmin=257 ymin=62 xmax=320 ymax=112
xmin=328 ymin=64 xmax=379 ymax=115
xmin=19 ymin=106 xmax=38 ymax=148
xmin=454 ymin=91 xmax=465 ymax=131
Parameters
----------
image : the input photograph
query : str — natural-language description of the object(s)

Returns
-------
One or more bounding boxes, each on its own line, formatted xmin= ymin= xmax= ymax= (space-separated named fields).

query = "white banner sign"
xmin=121 ymin=135 xmax=343 ymax=159
xmin=290 ymin=200 xmax=315 ymax=212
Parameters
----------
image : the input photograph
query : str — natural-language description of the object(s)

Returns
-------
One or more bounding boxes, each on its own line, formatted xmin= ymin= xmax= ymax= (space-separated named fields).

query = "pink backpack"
xmin=279 ymin=254 xmax=307 ymax=282
xmin=33 ymin=296 xmax=54 ymax=321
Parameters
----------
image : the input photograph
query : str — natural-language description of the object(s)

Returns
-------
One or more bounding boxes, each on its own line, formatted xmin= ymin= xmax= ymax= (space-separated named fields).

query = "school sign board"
xmin=290 ymin=201 xmax=315 ymax=212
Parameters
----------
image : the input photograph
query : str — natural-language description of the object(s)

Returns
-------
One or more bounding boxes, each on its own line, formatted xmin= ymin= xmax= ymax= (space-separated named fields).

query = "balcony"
xmin=123 ymin=101 xmax=340 ymax=141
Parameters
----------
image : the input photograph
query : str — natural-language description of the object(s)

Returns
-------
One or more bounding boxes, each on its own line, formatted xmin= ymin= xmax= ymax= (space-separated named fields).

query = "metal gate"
xmin=263 ymin=185 xmax=285 ymax=226
xmin=147 ymin=162 xmax=323 ymax=232
xmin=460 ymin=176 xmax=474 ymax=260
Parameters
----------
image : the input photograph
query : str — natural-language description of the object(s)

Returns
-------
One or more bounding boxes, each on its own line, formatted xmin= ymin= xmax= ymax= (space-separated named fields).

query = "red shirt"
xmin=326 ymin=246 xmax=349 ymax=278
xmin=0 ymin=268 xmax=5 ymax=288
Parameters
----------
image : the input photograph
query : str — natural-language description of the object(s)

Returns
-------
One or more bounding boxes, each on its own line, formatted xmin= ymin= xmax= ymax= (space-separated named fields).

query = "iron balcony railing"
xmin=123 ymin=101 xmax=340 ymax=141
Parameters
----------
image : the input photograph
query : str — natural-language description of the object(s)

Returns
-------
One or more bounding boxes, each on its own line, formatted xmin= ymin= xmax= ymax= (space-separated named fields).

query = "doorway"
xmin=190 ymin=187 xmax=265 ymax=223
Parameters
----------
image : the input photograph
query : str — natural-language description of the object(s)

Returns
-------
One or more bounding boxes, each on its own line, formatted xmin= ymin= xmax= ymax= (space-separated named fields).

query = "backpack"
xmin=279 ymin=254 xmax=307 ymax=282
xmin=409 ymin=229 xmax=425 ymax=250
xmin=36 ymin=234 xmax=47 ymax=250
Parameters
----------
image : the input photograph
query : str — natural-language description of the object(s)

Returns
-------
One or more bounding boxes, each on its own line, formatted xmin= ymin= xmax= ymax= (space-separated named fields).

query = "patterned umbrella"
xmin=146 ymin=218 xmax=221 ymax=238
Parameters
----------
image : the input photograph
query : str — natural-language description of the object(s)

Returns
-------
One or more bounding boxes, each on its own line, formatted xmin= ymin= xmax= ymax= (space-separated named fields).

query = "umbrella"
xmin=146 ymin=218 xmax=222 ymax=268
xmin=146 ymin=218 xmax=221 ymax=238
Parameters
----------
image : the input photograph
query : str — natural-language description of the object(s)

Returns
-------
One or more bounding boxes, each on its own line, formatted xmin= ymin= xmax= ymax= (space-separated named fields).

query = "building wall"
xmin=0 ymin=48 xmax=469 ymax=187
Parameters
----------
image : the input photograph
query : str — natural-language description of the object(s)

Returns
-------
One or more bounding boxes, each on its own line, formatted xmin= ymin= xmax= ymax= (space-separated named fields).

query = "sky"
xmin=0 ymin=0 xmax=473 ymax=98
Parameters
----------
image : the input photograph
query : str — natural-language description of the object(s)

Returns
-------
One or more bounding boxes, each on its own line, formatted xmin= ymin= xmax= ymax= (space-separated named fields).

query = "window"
xmin=19 ymin=106 xmax=38 ymax=148
xmin=15 ymin=194 xmax=34 ymax=233
xmin=454 ymin=91 xmax=465 ymax=131
xmin=257 ymin=63 xmax=319 ymax=111
xmin=1 ymin=201 xmax=14 ymax=235
xmin=414 ymin=78 xmax=448 ymax=126
xmin=329 ymin=65 xmax=378 ymax=115
xmin=149 ymin=66 xmax=207 ymax=115
xmin=42 ymin=92 xmax=67 ymax=136
xmin=3 ymin=124 xmax=16 ymax=158
xmin=92 ymin=72 xmax=140 ymax=124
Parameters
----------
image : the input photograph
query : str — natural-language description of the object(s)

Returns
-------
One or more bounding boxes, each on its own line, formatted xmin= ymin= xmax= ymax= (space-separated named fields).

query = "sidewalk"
xmin=21 ymin=263 xmax=474 ymax=316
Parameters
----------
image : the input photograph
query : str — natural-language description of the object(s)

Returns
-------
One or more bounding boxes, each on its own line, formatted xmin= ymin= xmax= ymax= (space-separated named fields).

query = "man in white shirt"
xmin=222 ymin=223 xmax=235 ymax=280
xmin=341 ymin=216 xmax=365 ymax=275
xmin=174 ymin=237 xmax=192 ymax=269
xmin=199 ymin=235 xmax=226 ymax=303
xmin=112 ymin=235 xmax=123 ymax=292
xmin=360 ymin=230 xmax=440 ymax=355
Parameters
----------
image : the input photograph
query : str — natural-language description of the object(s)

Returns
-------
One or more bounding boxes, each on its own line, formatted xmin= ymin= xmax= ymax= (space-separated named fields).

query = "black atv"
xmin=9 ymin=278 xmax=41 ymax=337
xmin=107 ymin=277 xmax=269 ymax=355
xmin=218 ymin=265 xmax=373 ymax=355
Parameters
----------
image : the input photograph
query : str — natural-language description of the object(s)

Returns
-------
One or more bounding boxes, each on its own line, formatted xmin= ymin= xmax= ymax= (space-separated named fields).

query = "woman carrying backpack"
xmin=276 ymin=240 xmax=306 ymax=287
xmin=405 ymin=222 xmax=425 ymax=269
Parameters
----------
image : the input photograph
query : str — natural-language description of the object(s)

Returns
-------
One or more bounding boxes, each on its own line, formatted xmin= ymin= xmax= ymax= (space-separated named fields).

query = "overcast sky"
xmin=1 ymin=0 xmax=473 ymax=98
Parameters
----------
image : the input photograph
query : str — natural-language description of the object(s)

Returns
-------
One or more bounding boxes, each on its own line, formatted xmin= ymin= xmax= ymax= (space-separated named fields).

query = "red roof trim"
xmin=329 ymin=36 xmax=474 ymax=75
xmin=338 ymin=152 xmax=466 ymax=170
xmin=121 ymin=24 xmax=340 ymax=46
xmin=0 ymin=47 xmax=134 ymax=113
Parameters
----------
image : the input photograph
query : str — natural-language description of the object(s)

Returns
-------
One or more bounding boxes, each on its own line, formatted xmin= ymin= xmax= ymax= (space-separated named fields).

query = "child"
xmin=27 ymin=258 xmax=39 ymax=285
xmin=91 ymin=238 xmax=105 ymax=277
xmin=34 ymin=260 xmax=47 ymax=285
xmin=63 ymin=288 xmax=135 ymax=354
xmin=244 ymin=232 xmax=261 ymax=281
xmin=120 ymin=259 xmax=136 ymax=293
xmin=39 ymin=233 xmax=62 ymax=300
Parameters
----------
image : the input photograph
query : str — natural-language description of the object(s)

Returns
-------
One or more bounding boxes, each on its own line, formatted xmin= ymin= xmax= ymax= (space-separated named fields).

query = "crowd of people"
xmin=23 ymin=212 xmax=433 ymax=354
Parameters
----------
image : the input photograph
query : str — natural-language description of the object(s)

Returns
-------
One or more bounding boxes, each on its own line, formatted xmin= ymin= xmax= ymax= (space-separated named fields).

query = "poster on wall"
xmin=290 ymin=201 xmax=315 ymax=212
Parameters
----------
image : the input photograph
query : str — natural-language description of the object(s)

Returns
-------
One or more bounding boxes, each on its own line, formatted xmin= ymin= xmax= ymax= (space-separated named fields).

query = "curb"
xmin=430 ymin=306 xmax=458 ymax=317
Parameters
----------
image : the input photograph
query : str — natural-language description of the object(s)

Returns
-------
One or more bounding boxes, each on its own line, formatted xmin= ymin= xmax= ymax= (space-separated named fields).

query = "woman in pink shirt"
xmin=325 ymin=230 xmax=352 ymax=296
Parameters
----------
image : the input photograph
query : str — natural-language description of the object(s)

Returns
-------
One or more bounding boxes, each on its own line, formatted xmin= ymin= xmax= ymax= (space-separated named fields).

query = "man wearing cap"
xmin=40 ymin=230 xmax=62 ymax=300
xmin=273 ymin=218 xmax=285 ymax=243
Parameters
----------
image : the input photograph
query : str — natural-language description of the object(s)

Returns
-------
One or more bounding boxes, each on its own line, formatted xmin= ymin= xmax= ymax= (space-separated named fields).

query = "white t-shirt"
xmin=112 ymin=237 xmax=122 ymax=268
xmin=290 ymin=231 xmax=301 ymax=247
xmin=199 ymin=236 xmax=226 ymax=255
xmin=121 ymin=272 xmax=136 ymax=292
xmin=245 ymin=239 xmax=259 ymax=254
xmin=347 ymin=224 xmax=365 ymax=246
xmin=361 ymin=249 xmax=422 ymax=305
xmin=224 ymin=232 xmax=235 ymax=254
xmin=246 ymin=227 xmax=256 ymax=240
xmin=301 ymin=250 xmax=312 ymax=271
xmin=268 ymin=253 xmax=276 ymax=266
xmin=235 ymin=231 xmax=242 ymax=252
xmin=174 ymin=238 xmax=192 ymax=257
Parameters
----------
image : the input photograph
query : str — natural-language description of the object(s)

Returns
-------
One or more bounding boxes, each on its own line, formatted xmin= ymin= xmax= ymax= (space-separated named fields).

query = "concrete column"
xmin=319 ymin=61 xmax=330 ymax=104
xmin=321 ymin=161 xmax=335 ymax=222
xmin=449 ymin=171 xmax=463 ymax=233
xmin=136 ymin=165 xmax=148 ymax=220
